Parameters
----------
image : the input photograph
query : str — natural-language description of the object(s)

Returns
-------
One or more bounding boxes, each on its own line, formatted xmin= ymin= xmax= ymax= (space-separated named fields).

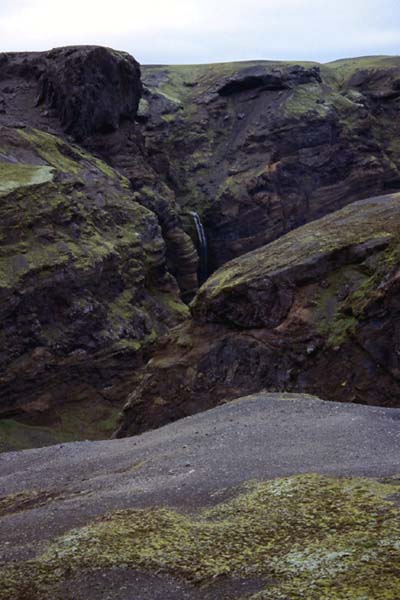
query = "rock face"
xmin=117 ymin=192 xmax=400 ymax=437
xmin=0 ymin=46 xmax=200 ymax=445
xmin=1 ymin=393 xmax=400 ymax=599
xmin=36 ymin=46 xmax=141 ymax=140
xmin=0 ymin=124 xmax=187 ymax=434
xmin=0 ymin=46 xmax=140 ymax=139
xmin=2 ymin=47 xmax=400 ymax=447
xmin=139 ymin=57 xmax=400 ymax=271
xmin=0 ymin=46 xmax=199 ymax=301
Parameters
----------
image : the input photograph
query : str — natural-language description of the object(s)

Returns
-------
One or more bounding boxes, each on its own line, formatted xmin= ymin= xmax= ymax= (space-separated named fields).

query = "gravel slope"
xmin=0 ymin=392 xmax=399 ymax=598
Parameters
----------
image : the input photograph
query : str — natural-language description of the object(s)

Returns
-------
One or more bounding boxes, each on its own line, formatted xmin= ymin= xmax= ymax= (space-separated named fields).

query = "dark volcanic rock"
xmin=117 ymin=192 xmax=400 ymax=437
xmin=217 ymin=64 xmax=322 ymax=95
xmin=36 ymin=46 xmax=141 ymax=140
xmin=140 ymin=56 xmax=400 ymax=271
xmin=0 ymin=46 xmax=141 ymax=139
xmin=0 ymin=47 xmax=199 ymax=301
xmin=0 ymin=125 xmax=187 ymax=441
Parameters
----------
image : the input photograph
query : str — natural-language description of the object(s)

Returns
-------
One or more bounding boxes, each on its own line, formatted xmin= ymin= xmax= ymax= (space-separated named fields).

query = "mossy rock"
xmin=192 ymin=192 xmax=400 ymax=328
xmin=0 ymin=125 xmax=187 ymax=432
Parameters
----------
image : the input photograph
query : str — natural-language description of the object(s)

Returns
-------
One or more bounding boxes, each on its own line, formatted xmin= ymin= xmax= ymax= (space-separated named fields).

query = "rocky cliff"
xmin=1 ymin=46 xmax=400 ymax=447
xmin=0 ymin=46 xmax=199 ymax=302
xmin=139 ymin=57 xmax=400 ymax=270
xmin=0 ymin=47 xmax=195 ymax=446
xmin=117 ymin=192 xmax=400 ymax=437
xmin=0 ymin=124 xmax=190 ymax=444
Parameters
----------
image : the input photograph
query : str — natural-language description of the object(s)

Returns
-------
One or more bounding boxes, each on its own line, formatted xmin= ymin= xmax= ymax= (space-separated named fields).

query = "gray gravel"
xmin=1 ymin=392 xmax=399 ymax=566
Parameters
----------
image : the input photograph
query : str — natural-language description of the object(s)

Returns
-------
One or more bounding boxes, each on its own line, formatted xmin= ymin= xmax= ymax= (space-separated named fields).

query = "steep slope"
xmin=2 ymin=47 xmax=400 ymax=448
xmin=0 ymin=46 xmax=199 ymax=300
xmin=140 ymin=56 xmax=400 ymax=271
xmin=1 ymin=393 xmax=400 ymax=599
xmin=0 ymin=125 xmax=187 ymax=447
xmin=117 ymin=192 xmax=400 ymax=437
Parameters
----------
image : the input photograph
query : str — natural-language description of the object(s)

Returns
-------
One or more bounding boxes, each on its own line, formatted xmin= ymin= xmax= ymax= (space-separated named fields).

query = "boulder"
xmin=36 ymin=46 xmax=141 ymax=139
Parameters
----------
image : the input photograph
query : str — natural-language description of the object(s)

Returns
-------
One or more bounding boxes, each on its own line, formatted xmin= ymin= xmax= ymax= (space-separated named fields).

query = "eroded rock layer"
xmin=117 ymin=192 xmax=400 ymax=437
xmin=140 ymin=57 xmax=400 ymax=270
xmin=0 ymin=125 xmax=187 ymax=436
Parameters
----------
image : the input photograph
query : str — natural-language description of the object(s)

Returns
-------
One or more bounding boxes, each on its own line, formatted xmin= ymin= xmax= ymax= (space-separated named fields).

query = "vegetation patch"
xmin=314 ymin=239 xmax=400 ymax=346
xmin=0 ymin=474 xmax=399 ymax=599
xmin=0 ymin=163 xmax=54 ymax=194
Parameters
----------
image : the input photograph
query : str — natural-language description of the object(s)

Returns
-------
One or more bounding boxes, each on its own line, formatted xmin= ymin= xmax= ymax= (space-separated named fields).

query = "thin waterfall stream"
xmin=190 ymin=211 xmax=208 ymax=284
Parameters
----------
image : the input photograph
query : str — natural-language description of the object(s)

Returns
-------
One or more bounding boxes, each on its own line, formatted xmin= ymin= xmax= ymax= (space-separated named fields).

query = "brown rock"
xmin=116 ymin=192 xmax=400 ymax=437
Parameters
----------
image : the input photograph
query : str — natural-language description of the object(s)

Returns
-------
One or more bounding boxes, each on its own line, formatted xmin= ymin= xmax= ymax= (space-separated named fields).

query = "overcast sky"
xmin=1 ymin=0 xmax=399 ymax=64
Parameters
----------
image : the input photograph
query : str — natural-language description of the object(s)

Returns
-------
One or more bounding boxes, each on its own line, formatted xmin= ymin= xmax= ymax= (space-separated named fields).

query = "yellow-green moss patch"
xmin=0 ymin=163 xmax=54 ymax=194
xmin=1 ymin=474 xmax=399 ymax=599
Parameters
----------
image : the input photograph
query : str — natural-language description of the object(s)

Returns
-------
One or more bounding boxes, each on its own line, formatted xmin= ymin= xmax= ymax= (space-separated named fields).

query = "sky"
xmin=0 ymin=0 xmax=399 ymax=65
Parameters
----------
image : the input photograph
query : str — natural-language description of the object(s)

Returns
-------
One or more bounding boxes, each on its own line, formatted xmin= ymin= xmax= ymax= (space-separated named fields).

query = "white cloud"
xmin=0 ymin=0 xmax=398 ymax=63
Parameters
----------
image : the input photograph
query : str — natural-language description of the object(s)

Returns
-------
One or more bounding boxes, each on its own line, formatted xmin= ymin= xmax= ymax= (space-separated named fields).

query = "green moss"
xmin=1 ymin=474 xmax=399 ymax=599
xmin=194 ymin=194 xmax=400 ymax=312
xmin=143 ymin=60 xmax=324 ymax=109
xmin=156 ymin=291 xmax=190 ymax=318
xmin=313 ymin=266 xmax=364 ymax=346
xmin=0 ymin=163 xmax=54 ymax=194
xmin=137 ymin=97 xmax=150 ymax=118
xmin=18 ymin=127 xmax=128 ymax=183
xmin=18 ymin=128 xmax=83 ymax=176
xmin=327 ymin=55 xmax=400 ymax=83
xmin=313 ymin=238 xmax=400 ymax=346
xmin=161 ymin=112 xmax=178 ymax=123
xmin=0 ymin=489 xmax=58 ymax=517
xmin=284 ymin=84 xmax=331 ymax=117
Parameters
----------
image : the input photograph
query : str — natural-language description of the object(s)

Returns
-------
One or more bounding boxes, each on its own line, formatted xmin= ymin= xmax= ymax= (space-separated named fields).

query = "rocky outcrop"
xmin=0 ymin=46 xmax=140 ymax=139
xmin=117 ymin=192 xmax=400 ymax=437
xmin=0 ymin=125 xmax=187 ymax=431
xmin=0 ymin=46 xmax=199 ymax=301
xmin=216 ymin=64 xmax=322 ymax=95
xmin=139 ymin=56 xmax=400 ymax=271
xmin=36 ymin=46 xmax=141 ymax=140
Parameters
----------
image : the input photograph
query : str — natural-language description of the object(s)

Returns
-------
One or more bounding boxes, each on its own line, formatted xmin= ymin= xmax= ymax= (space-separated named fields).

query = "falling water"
xmin=190 ymin=211 xmax=208 ymax=284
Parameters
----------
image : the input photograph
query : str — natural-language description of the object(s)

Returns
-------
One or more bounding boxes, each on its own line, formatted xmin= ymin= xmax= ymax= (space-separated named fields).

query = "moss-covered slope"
xmin=1 ymin=473 xmax=399 ymax=599
xmin=0 ymin=125 xmax=187 ymax=444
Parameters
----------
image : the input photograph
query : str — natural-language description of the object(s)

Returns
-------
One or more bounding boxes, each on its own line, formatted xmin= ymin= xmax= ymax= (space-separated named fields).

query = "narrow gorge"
xmin=0 ymin=45 xmax=399 ymax=600
xmin=2 ymin=48 xmax=400 ymax=447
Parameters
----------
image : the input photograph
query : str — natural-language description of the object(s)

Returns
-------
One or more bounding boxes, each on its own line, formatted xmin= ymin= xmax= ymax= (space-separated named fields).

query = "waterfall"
xmin=190 ymin=211 xmax=208 ymax=284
